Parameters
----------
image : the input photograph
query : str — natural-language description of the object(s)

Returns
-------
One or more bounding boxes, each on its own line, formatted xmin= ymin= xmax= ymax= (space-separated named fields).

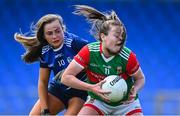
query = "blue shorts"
xmin=48 ymin=80 xmax=88 ymax=108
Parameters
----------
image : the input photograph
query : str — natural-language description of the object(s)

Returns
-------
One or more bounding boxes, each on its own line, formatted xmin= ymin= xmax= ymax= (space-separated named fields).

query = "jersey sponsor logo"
xmin=117 ymin=66 xmax=122 ymax=74
xmin=88 ymin=71 xmax=106 ymax=82
xmin=55 ymin=53 xmax=63 ymax=58
xmin=67 ymin=57 xmax=72 ymax=63
xmin=90 ymin=63 xmax=99 ymax=67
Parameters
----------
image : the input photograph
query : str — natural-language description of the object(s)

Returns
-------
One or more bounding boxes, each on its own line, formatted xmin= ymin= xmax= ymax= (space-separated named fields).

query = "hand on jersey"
xmin=90 ymin=80 xmax=111 ymax=102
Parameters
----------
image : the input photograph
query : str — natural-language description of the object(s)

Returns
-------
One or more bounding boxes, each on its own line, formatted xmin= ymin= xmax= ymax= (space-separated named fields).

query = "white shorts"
xmin=84 ymin=96 xmax=142 ymax=115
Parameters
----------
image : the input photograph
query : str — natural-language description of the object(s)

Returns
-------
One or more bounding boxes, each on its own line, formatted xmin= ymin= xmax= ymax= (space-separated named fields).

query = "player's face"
xmin=102 ymin=25 xmax=125 ymax=56
xmin=44 ymin=20 xmax=64 ymax=48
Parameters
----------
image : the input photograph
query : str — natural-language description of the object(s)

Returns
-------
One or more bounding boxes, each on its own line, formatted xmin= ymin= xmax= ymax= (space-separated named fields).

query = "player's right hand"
xmin=90 ymin=80 xmax=111 ymax=102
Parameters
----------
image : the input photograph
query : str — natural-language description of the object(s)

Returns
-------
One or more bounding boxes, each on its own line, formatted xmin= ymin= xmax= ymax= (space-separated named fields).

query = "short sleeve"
xmin=39 ymin=57 xmax=49 ymax=68
xmin=74 ymin=45 xmax=90 ymax=68
xmin=126 ymin=52 xmax=140 ymax=75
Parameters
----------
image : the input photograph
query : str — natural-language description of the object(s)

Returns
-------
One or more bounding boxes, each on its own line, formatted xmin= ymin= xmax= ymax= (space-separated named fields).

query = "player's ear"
xmin=100 ymin=33 xmax=106 ymax=41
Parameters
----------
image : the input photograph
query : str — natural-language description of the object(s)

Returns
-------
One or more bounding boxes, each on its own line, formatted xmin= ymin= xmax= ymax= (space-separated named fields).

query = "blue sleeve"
xmin=39 ymin=56 xmax=49 ymax=68
xmin=70 ymin=33 xmax=89 ymax=53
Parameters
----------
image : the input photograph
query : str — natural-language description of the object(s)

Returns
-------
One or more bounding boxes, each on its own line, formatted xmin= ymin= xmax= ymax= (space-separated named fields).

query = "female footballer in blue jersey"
xmin=14 ymin=14 xmax=89 ymax=115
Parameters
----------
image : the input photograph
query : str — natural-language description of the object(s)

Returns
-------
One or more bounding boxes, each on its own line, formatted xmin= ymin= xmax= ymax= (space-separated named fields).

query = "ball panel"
xmin=102 ymin=75 xmax=127 ymax=102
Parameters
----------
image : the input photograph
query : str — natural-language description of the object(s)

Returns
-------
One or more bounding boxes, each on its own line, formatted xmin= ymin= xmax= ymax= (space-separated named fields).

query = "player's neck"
xmin=102 ymin=48 xmax=113 ymax=58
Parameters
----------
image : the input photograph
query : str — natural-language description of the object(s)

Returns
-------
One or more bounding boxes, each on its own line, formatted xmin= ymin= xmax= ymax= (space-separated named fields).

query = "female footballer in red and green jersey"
xmin=62 ymin=5 xmax=145 ymax=115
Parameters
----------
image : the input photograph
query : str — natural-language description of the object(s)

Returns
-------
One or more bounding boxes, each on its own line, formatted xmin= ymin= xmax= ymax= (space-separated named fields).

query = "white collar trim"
xmin=53 ymin=42 xmax=64 ymax=52
xmin=101 ymin=53 xmax=115 ymax=62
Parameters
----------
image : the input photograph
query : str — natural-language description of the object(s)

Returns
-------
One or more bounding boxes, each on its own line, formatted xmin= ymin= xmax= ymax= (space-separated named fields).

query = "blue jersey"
xmin=39 ymin=32 xmax=88 ymax=81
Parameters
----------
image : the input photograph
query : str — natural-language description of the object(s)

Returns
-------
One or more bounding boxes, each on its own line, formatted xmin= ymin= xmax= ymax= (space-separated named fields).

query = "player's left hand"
xmin=124 ymin=86 xmax=137 ymax=104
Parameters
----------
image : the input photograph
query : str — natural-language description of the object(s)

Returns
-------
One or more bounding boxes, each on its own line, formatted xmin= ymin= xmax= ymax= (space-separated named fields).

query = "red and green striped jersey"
xmin=74 ymin=41 xmax=140 ymax=106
